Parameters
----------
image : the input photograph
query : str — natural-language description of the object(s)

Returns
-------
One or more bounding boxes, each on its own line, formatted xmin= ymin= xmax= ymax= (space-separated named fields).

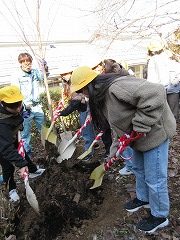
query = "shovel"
xmin=56 ymin=117 xmax=75 ymax=163
xmin=18 ymin=132 xmax=40 ymax=214
xmin=41 ymin=101 xmax=64 ymax=146
xmin=58 ymin=115 xmax=92 ymax=161
xmin=89 ymin=148 xmax=121 ymax=189
xmin=23 ymin=170 xmax=40 ymax=215
xmin=89 ymin=131 xmax=145 ymax=189
xmin=78 ymin=131 xmax=104 ymax=160
xmin=56 ymin=90 xmax=75 ymax=162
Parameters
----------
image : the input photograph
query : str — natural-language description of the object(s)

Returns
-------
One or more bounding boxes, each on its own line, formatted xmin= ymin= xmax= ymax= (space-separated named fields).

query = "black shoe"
xmin=137 ymin=214 xmax=169 ymax=234
xmin=124 ymin=197 xmax=149 ymax=212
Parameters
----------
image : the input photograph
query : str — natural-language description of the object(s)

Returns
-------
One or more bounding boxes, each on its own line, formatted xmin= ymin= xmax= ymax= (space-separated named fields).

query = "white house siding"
xmin=0 ymin=40 xmax=148 ymax=86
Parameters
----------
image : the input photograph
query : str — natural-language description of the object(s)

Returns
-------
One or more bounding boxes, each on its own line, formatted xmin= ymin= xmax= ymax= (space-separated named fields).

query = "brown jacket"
xmin=102 ymin=76 xmax=176 ymax=152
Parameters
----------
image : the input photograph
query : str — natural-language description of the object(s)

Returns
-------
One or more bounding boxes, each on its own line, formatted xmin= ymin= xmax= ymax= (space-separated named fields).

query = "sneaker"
xmin=137 ymin=214 xmax=169 ymax=234
xmin=119 ymin=166 xmax=133 ymax=175
xmin=125 ymin=197 xmax=150 ymax=212
xmin=9 ymin=189 xmax=20 ymax=203
xmin=29 ymin=168 xmax=45 ymax=179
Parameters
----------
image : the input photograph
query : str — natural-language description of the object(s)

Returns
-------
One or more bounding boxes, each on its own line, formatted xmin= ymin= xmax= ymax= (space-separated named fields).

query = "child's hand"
xmin=18 ymin=166 xmax=29 ymax=179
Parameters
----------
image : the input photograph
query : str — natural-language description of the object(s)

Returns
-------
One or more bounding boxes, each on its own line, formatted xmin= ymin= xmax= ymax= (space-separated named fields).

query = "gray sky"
xmin=0 ymin=0 xmax=97 ymax=42
xmin=0 ymin=0 xmax=179 ymax=42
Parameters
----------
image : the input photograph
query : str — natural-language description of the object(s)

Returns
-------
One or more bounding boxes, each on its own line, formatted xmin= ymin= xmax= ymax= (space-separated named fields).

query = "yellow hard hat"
xmin=147 ymin=39 xmax=164 ymax=52
xmin=0 ymin=85 xmax=24 ymax=103
xmin=71 ymin=66 xmax=99 ymax=93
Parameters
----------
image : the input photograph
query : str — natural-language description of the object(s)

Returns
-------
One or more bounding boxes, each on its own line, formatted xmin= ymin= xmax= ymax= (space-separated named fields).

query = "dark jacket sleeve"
xmin=60 ymin=100 xmax=87 ymax=116
xmin=0 ymin=124 xmax=28 ymax=168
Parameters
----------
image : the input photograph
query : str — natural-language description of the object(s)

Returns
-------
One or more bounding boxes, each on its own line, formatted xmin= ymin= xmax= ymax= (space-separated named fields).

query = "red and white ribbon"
xmin=52 ymin=101 xmax=64 ymax=122
xmin=17 ymin=132 xmax=25 ymax=158
xmin=104 ymin=131 xmax=144 ymax=171
xmin=76 ymin=115 xmax=92 ymax=137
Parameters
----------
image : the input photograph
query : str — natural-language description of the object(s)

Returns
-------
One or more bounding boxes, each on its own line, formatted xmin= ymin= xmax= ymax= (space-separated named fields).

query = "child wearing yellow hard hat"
xmin=0 ymin=85 xmax=45 ymax=204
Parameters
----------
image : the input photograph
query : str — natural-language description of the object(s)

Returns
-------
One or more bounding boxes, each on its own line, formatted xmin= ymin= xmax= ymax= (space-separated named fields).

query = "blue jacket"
xmin=12 ymin=68 xmax=44 ymax=106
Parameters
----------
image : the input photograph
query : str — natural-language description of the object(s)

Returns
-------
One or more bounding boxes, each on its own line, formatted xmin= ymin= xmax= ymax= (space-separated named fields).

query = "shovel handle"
xmin=76 ymin=115 xmax=92 ymax=136
xmin=61 ymin=115 xmax=92 ymax=153
xmin=71 ymin=114 xmax=92 ymax=139
xmin=52 ymin=101 xmax=64 ymax=122
xmin=78 ymin=131 xmax=104 ymax=159
xmin=23 ymin=169 xmax=29 ymax=186
xmin=104 ymin=156 xmax=117 ymax=171
xmin=45 ymin=102 xmax=64 ymax=140
xmin=84 ymin=130 xmax=103 ymax=150
xmin=92 ymin=131 xmax=104 ymax=144
xmin=45 ymin=121 xmax=55 ymax=139
xmin=104 ymin=131 xmax=145 ymax=171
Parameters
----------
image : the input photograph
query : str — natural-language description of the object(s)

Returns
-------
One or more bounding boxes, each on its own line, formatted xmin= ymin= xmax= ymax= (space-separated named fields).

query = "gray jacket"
xmin=102 ymin=76 xmax=176 ymax=152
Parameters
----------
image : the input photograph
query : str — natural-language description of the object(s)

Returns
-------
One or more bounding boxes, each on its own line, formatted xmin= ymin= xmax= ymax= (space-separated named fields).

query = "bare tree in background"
xmin=0 ymin=0 xmax=62 ymax=119
xmin=168 ymin=27 xmax=180 ymax=61
xmin=89 ymin=0 xmax=180 ymax=45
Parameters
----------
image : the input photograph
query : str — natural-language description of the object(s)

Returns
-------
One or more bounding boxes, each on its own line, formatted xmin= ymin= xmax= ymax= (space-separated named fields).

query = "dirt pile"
xmin=1 ymin=123 xmax=180 ymax=240
xmin=15 ymin=144 xmax=107 ymax=240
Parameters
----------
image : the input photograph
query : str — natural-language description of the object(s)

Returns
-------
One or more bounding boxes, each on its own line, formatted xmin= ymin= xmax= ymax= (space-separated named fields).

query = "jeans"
xmin=122 ymin=147 xmax=133 ymax=170
xmin=21 ymin=108 xmax=44 ymax=155
xmin=132 ymin=139 xmax=169 ymax=218
xmin=79 ymin=110 xmax=95 ymax=152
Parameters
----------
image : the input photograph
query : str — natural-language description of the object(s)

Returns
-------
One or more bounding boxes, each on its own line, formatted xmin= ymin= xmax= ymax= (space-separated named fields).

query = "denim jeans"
xmin=132 ymin=139 xmax=169 ymax=218
xmin=122 ymin=146 xmax=133 ymax=170
xmin=21 ymin=108 xmax=44 ymax=155
xmin=79 ymin=110 xmax=95 ymax=152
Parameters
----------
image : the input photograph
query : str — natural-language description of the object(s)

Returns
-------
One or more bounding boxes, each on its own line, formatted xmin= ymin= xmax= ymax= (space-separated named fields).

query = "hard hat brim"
xmin=70 ymin=71 xmax=98 ymax=93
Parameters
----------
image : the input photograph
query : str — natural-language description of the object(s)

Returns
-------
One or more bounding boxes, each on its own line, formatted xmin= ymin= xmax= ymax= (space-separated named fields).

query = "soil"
xmin=2 ymin=124 xmax=180 ymax=240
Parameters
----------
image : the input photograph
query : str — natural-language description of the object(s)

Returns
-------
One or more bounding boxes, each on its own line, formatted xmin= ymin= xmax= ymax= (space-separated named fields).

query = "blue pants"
xmin=79 ymin=110 xmax=95 ymax=152
xmin=122 ymin=147 xmax=134 ymax=170
xmin=132 ymin=139 xmax=169 ymax=218
xmin=21 ymin=110 xmax=44 ymax=155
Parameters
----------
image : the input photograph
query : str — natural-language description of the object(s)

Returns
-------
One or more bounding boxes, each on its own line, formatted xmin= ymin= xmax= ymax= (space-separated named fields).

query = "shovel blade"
xmin=89 ymin=164 xmax=105 ymax=189
xmin=25 ymin=181 xmax=40 ymax=214
xmin=58 ymin=141 xmax=76 ymax=162
xmin=47 ymin=131 xmax=57 ymax=145
xmin=90 ymin=177 xmax=103 ymax=189
xmin=78 ymin=147 xmax=93 ymax=160
xmin=57 ymin=131 xmax=76 ymax=162
xmin=41 ymin=125 xmax=57 ymax=146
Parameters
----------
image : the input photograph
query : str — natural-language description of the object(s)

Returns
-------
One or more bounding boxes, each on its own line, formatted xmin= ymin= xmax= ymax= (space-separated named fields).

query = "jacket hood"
xmin=90 ymin=71 xmax=129 ymax=100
